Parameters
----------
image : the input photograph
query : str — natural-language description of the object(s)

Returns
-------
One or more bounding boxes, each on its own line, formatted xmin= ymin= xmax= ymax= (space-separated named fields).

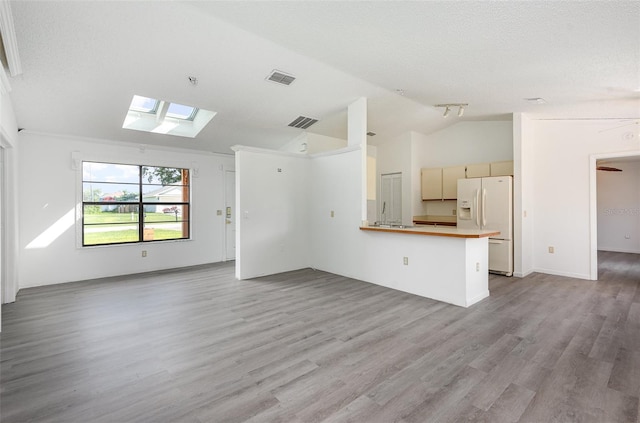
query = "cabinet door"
xmin=421 ymin=168 xmax=442 ymax=200
xmin=442 ymin=165 xmax=466 ymax=199
xmin=490 ymin=160 xmax=514 ymax=176
xmin=466 ymin=163 xmax=491 ymax=178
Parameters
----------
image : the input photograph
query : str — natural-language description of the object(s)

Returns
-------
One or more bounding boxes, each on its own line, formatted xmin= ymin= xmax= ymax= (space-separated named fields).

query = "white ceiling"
xmin=7 ymin=1 xmax=640 ymax=154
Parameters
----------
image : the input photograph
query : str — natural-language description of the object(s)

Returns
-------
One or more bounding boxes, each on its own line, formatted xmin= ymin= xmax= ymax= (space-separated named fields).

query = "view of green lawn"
xmin=83 ymin=211 xmax=181 ymax=224
xmin=83 ymin=211 xmax=187 ymax=245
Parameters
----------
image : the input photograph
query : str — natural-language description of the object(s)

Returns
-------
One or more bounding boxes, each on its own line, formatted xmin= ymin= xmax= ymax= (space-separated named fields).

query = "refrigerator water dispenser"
xmin=458 ymin=199 xmax=472 ymax=220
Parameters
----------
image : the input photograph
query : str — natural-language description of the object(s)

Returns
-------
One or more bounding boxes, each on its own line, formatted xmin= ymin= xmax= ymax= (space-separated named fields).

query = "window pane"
xmin=83 ymin=205 xmax=140 ymax=245
xmin=142 ymin=185 xmax=189 ymax=204
xmin=129 ymin=95 xmax=159 ymax=113
xmin=166 ymin=102 xmax=197 ymax=120
xmin=143 ymin=221 xmax=189 ymax=241
xmin=144 ymin=204 xmax=188 ymax=222
xmin=83 ymin=162 xmax=139 ymax=183
xmin=141 ymin=166 xmax=187 ymax=185
xmin=82 ymin=182 xmax=139 ymax=202
xmin=84 ymin=205 xmax=139 ymax=224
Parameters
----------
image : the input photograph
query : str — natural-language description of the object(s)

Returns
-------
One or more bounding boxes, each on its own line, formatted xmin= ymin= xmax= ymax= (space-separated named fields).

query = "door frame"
xmin=589 ymin=150 xmax=640 ymax=280
xmin=224 ymin=169 xmax=236 ymax=261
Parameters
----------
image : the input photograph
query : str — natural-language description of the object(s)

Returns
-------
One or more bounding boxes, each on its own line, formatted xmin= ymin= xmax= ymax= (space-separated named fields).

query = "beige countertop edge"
xmin=359 ymin=225 xmax=500 ymax=239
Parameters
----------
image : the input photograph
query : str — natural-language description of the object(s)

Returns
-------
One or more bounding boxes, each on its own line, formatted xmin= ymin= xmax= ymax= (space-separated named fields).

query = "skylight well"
xmin=122 ymin=95 xmax=215 ymax=138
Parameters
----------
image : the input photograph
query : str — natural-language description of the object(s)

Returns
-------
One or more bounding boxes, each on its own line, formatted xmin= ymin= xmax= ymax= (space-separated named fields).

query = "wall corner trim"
xmin=0 ymin=0 xmax=22 ymax=76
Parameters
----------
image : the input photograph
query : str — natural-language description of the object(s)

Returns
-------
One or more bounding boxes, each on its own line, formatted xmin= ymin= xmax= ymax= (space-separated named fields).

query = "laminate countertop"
xmin=412 ymin=215 xmax=457 ymax=226
xmin=359 ymin=224 xmax=499 ymax=239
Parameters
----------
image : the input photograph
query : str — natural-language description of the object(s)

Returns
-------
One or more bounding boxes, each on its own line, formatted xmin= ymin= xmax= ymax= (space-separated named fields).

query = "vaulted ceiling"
xmin=7 ymin=1 xmax=640 ymax=154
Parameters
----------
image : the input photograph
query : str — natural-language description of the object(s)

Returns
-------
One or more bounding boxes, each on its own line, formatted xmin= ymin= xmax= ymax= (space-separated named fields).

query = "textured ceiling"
xmin=7 ymin=1 xmax=640 ymax=154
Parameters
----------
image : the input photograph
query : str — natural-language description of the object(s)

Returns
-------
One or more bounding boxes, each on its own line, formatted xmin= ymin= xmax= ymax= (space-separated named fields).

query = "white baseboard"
xmin=532 ymin=267 xmax=592 ymax=281
xmin=598 ymin=247 xmax=640 ymax=254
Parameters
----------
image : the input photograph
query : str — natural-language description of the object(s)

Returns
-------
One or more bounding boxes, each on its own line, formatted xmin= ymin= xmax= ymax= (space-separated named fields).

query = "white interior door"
xmin=380 ymin=173 xmax=402 ymax=224
xmin=225 ymin=170 xmax=236 ymax=260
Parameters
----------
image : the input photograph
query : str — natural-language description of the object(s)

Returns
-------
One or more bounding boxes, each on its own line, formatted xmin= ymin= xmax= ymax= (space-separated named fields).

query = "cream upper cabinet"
xmin=466 ymin=163 xmax=491 ymax=178
xmin=490 ymin=160 xmax=514 ymax=176
xmin=421 ymin=168 xmax=442 ymax=200
xmin=442 ymin=165 xmax=466 ymax=199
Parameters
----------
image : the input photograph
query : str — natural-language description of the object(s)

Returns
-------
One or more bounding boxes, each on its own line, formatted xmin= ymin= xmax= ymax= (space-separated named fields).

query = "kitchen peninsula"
xmin=359 ymin=224 xmax=499 ymax=307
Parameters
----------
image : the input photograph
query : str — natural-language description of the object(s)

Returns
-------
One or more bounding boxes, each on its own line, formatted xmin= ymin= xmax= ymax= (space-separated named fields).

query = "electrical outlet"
xmin=403 ymin=257 xmax=409 ymax=265
xmin=548 ymin=246 xmax=554 ymax=254
xmin=331 ymin=210 xmax=335 ymax=218
xmin=452 ymin=209 xmax=456 ymax=216
xmin=625 ymin=234 xmax=631 ymax=239
xmin=216 ymin=210 xmax=222 ymax=216
xmin=476 ymin=262 xmax=480 ymax=272
xmin=142 ymin=250 xmax=147 ymax=257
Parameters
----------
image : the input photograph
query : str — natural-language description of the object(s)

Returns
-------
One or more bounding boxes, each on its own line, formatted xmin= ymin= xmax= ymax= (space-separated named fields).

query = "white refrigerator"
xmin=457 ymin=176 xmax=513 ymax=276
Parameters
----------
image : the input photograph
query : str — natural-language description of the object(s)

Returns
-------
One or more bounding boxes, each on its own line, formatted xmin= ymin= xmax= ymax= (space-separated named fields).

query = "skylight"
xmin=166 ymin=102 xmax=198 ymax=120
xmin=129 ymin=95 xmax=159 ymax=113
xmin=122 ymin=94 xmax=216 ymax=138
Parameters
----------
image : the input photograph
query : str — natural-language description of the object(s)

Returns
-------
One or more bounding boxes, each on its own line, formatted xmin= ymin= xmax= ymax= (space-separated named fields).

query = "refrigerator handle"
xmin=474 ymin=189 xmax=480 ymax=227
xmin=482 ymin=188 xmax=487 ymax=227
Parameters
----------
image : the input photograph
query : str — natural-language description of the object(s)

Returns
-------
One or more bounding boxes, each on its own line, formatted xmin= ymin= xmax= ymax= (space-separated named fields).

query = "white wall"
xmin=413 ymin=121 xmax=514 ymax=168
xmin=530 ymin=120 xmax=640 ymax=279
xmin=597 ymin=160 xmax=640 ymax=253
xmin=309 ymin=148 xmax=365 ymax=277
xmin=17 ymin=131 xmax=234 ymax=288
xmin=279 ymin=132 xmax=347 ymax=155
xmin=234 ymin=147 xmax=310 ymax=279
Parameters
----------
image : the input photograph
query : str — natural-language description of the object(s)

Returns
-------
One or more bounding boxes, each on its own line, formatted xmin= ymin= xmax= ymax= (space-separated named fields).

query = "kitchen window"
xmin=82 ymin=161 xmax=190 ymax=246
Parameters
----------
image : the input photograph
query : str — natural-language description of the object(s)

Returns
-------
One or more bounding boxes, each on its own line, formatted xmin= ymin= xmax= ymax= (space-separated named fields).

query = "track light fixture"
xmin=435 ymin=103 xmax=468 ymax=118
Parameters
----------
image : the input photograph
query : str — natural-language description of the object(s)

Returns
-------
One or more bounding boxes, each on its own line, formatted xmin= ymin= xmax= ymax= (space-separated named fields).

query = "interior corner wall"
xmin=596 ymin=160 xmax=640 ymax=253
xmin=235 ymin=149 xmax=310 ymax=280
xmin=531 ymin=120 xmax=640 ymax=279
xmin=17 ymin=132 xmax=234 ymax=289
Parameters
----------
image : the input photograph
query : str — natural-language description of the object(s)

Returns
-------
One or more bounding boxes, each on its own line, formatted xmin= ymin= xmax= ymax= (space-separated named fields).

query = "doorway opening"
xmin=590 ymin=152 xmax=640 ymax=279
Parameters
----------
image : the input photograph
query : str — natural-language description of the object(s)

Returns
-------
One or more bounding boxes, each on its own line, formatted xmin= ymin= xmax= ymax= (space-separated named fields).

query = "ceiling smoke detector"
xmin=288 ymin=115 xmax=318 ymax=129
xmin=266 ymin=70 xmax=296 ymax=86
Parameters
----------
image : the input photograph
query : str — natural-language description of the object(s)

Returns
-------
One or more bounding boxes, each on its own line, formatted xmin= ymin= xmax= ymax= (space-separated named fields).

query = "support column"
xmin=348 ymin=97 xmax=368 ymax=224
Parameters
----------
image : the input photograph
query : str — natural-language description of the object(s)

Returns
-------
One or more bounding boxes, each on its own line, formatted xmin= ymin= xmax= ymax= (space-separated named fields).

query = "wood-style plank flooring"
xmin=1 ymin=251 xmax=639 ymax=422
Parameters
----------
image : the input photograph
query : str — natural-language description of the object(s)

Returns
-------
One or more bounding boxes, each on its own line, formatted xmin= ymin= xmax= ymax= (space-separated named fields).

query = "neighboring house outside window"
xmin=82 ymin=161 xmax=190 ymax=246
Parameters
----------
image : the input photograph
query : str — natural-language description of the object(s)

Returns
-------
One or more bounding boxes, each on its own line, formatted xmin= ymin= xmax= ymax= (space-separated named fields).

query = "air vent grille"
xmin=267 ymin=70 xmax=296 ymax=86
xmin=288 ymin=116 xmax=318 ymax=129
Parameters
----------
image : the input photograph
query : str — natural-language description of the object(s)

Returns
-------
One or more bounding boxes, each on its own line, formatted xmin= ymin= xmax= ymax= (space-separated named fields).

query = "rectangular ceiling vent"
xmin=267 ymin=70 xmax=296 ymax=86
xmin=288 ymin=116 xmax=318 ymax=129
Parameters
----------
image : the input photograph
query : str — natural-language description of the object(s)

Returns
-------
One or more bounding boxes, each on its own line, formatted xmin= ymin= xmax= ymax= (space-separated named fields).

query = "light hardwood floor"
xmin=1 ymin=251 xmax=639 ymax=422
